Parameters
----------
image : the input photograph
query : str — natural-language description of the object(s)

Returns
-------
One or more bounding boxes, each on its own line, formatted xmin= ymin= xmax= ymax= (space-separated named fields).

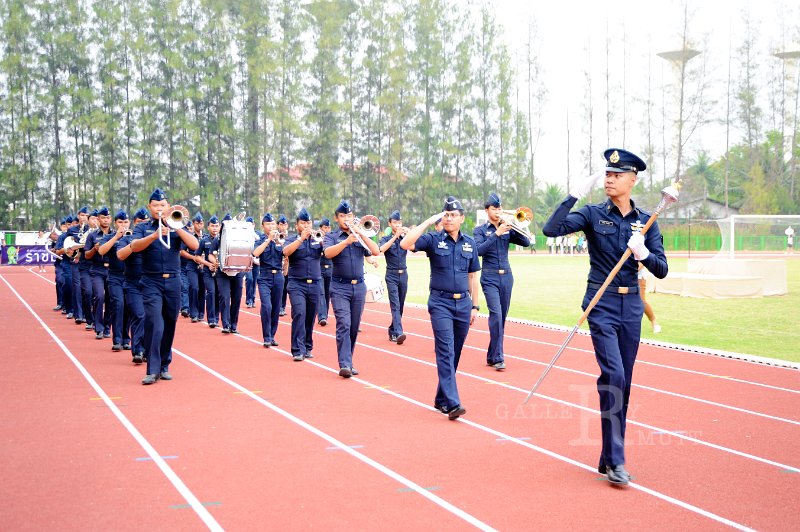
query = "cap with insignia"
xmin=245 ymin=216 xmax=254 ymax=224
xmin=193 ymin=212 xmax=204 ymax=223
xmin=89 ymin=209 xmax=99 ymax=218
xmin=114 ymin=210 xmax=128 ymax=221
xmin=97 ymin=206 xmax=110 ymax=216
xmin=443 ymin=196 xmax=464 ymax=213
xmin=277 ymin=215 xmax=288 ymax=224
xmin=133 ymin=208 xmax=148 ymax=220
xmin=208 ymin=215 xmax=219 ymax=224
xmin=65 ymin=215 xmax=74 ymax=224
xmin=485 ymin=193 xmax=502 ymax=209
xmin=297 ymin=208 xmax=311 ymax=222
xmin=149 ymin=187 xmax=167 ymax=201
xmin=262 ymin=213 xmax=274 ymax=223
xmin=319 ymin=217 xmax=330 ymax=227
xmin=604 ymin=148 xmax=646 ymax=173
xmin=222 ymin=213 xmax=232 ymax=222
xmin=78 ymin=206 xmax=90 ymax=214
xmin=389 ymin=210 xmax=401 ymax=221
xmin=335 ymin=200 xmax=352 ymax=215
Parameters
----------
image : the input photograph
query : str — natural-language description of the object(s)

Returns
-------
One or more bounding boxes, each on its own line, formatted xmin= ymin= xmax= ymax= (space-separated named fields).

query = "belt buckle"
xmin=453 ymin=293 xmax=462 ymax=299
xmin=324 ymin=265 xmax=330 ymax=268
xmin=162 ymin=274 xmax=170 ymax=279
xmin=398 ymin=269 xmax=404 ymax=274
xmin=306 ymin=279 xmax=313 ymax=284
xmin=618 ymin=287 xmax=629 ymax=294
xmin=272 ymin=269 xmax=278 ymax=274
xmin=351 ymin=280 xmax=357 ymax=285
xmin=498 ymin=269 xmax=505 ymax=274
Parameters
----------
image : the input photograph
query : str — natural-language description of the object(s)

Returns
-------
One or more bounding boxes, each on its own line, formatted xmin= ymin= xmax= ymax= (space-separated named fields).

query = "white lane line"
xmin=237 ymin=309 xmax=800 ymax=474
xmin=171 ymin=348 xmax=495 ymax=532
xmin=355 ymin=318 xmax=800 ymax=426
xmin=222 ymin=321 xmax=754 ymax=532
xmin=0 ymin=275 xmax=223 ymax=532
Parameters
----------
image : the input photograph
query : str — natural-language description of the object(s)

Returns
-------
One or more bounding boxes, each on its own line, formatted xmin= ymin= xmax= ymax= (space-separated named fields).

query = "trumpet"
xmin=277 ymin=232 xmax=286 ymax=245
xmin=312 ymin=229 xmax=324 ymax=244
xmin=345 ymin=214 xmax=380 ymax=256
xmin=500 ymin=206 xmax=534 ymax=239
xmin=158 ymin=205 xmax=190 ymax=248
xmin=123 ymin=229 xmax=133 ymax=237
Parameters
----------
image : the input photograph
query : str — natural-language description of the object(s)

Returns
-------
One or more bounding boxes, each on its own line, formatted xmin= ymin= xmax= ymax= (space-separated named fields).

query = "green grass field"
xmin=367 ymin=253 xmax=800 ymax=362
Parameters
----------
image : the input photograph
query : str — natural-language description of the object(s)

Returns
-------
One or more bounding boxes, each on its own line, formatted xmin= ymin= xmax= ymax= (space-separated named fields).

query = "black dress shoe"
xmin=263 ymin=342 xmax=271 ymax=348
xmin=351 ymin=367 xmax=359 ymax=376
xmin=293 ymin=354 xmax=304 ymax=362
xmin=389 ymin=335 xmax=397 ymax=342
xmin=221 ymin=328 xmax=231 ymax=334
xmin=66 ymin=313 xmax=73 ymax=319
xmin=338 ymin=367 xmax=352 ymax=378
xmin=103 ymin=332 xmax=111 ymax=339
xmin=75 ymin=318 xmax=83 ymax=324
xmin=606 ymin=465 xmax=630 ymax=486
xmin=61 ymin=309 xmax=68 ymax=314
xmin=159 ymin=371 xmax=173 ymax=381
xmin=318 ymin=318 xmax=327 ymax=326
xmin=181 ymin=310 xmax=190 ymax=317
xmin=279 ymin=309 xmax=286 ymax=316
xmin=230 ymin=329 xmax=238 ymax=334
xmin=122 ymin=343 xmax=131 ymax=350
xmin=447 ymin=405 xmax=466 ymax=420
xmin=142 ymin=374 xmax=158 ymax=385
xmin=85 ymin=324 xmax=93 ymax=330
xmin=303 ymin=352 xmax=314 ymax=359
xmin=191 ymin=317 xmax=198 ymax=323
xmin=132 ymin=353 xmax=144 ymax=365
xmin=270 ymin=340 xmax=279 ymax=346
xmin=492 ymin=361 xmax=506 ymax=371
xmin=95 ymin=332 xmax=103 ymax=340
xmin=434 ymin=404 xmax=448 ymax=415
xmin=396 ymin=333 xmax=406 ymax=345
xmin=209 ymin=322 xmax=217 ymax=328
xmin=53 ymin=305 xmax=63 ymax=311
xmin=112 ymin=344 xmax=122 ymax=351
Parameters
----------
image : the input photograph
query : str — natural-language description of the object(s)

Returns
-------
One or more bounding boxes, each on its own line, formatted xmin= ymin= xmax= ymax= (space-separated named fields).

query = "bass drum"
xmin=364 ymin=273 xmax=384 ymax=303
xmin=219 ymin=219 xmax=255 ymax=275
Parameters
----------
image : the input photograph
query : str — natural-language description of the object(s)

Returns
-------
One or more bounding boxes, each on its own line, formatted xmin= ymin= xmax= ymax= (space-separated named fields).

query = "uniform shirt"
xmin=379 ymin=234 xmax=408 ymax=271
xmin=84 ymin=229 xmax=111 ymax=271
xmin=323 ymin=229 xmax=371 ymax=280
xmin=100 ymin=233 xmax=126 ymax=274
xmin=255 ymin=234 xmax=284 ymax=273
xmin=119 ymin=235 xmax=143 ymax=280
xmin=55 ymin=232 xmax=69 ymax=263
xmin=543 ymin=196 xmax=668 ymax=287
xmin=195 ymin=234 xmax=216 ymax=264
xmin=284 ymin=235 xmax=322 ymax=280
xmin=320 ymin=243 xmax=333 ymax=275
xmin=474 ymin=222 xmax=530 ymax=270
xmin=132 ymin=219 xmax=184 ymax=275
xmin=414 ymin=230 xmax=480 ymax=293
xmin=182 ymin=232 xmax=204 ymax=271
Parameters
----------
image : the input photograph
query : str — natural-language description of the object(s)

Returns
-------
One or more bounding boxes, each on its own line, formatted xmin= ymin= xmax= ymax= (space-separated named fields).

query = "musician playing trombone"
xmin=473 ymin=193 xmax=532 ymax=371
xmin=322 ymin=200 xmax=380 ymax=377
xmin=129 ymin=188 xmax=199 ymax=385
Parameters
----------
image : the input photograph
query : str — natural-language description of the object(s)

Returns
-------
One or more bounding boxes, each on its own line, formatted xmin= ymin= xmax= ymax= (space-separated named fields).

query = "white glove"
xmin=627 ymin=232 xmax=650 ymax=261
xmin=569 ymin=170 xmax=605 ymax=200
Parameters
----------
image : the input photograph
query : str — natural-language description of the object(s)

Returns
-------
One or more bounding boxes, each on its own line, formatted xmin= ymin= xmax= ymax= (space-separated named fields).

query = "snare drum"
xmin=364 ymin=273 xmax=384 ymax=303
xmin=219 ymin=220 xmax=255 ymax=275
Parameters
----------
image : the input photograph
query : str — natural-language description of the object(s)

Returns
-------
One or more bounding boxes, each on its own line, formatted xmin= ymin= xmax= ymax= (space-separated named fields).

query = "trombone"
xmin=345 ymin=214 xmax=380 ymax=256
xmin=158 ymin=205 xmax=190 ymax=248
xmin=500 ymin=206 xmax=534 ymax=240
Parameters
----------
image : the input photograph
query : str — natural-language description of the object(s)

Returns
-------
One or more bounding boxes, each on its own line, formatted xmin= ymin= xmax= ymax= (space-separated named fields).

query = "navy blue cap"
xmin=65 ymin=215 xmax=74 ymax=224
xmin=89 ymin=209 xmax=99 ymax=218
xmin=245 ymin=216 xmax=254 ymax=223
xmin=133 ymin=208 xmax=148 ymax=220
xmin=97 ymin=206 xmax=110 ymax=216
xmin=208 ymin=215 xmax=219 ymax=224
xmin=78 ymin=206 xmax=90 ymax=214
xmin=389 ymin=210 xmax=401 ymax=221
xmin=297 ymin=208 xmax=311 ymax=222
xmin=262 ymin=213 xmax=274 ymax=222
xmin=193 ymin=212 xmax=204 ymax=223
xmin=443 ymin=196 xmax=464 ymax=212
xmin=222 ymin=213 xmax=232 ymax=222
xmin=604 ymin=148 xmax=646 ymax=173
xmin=485 ymin=193 xmax=501 ymax=208
xmin=114 ymin=210 xmax=128 ymax=221
xmin=60 ymin=217 xmax=67 ymax=224
xmin=278 ymin=215 xmax=288 ymax=224
xmin=335 ymin=200 xmax=352 ymax=215
xmin=149 ymin=188 xmax=167 ymax=201
xmin=319 ymin=217 xmax=331 ymax=227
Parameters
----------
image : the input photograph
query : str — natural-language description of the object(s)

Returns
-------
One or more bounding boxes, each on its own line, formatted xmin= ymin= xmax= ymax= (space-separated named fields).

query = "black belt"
xmin=387 ymin=268 xmax=406 ymax=274
xmin=333 ymin=276 xmax=364 ymax=285
xmin=143 ymin=273 xmax=179 ymax=279
xmin=290 ymin=278 xmax=317 ymax=284
xmin=483 ymin=268 xmax=509 ymax=274
xmin=323 ymin=264 xmax=331 ymax=269
xmin=587 ymin=283 xmax=639 ymax=295
xmin=431 ymin=290 xmax=469 ymax=299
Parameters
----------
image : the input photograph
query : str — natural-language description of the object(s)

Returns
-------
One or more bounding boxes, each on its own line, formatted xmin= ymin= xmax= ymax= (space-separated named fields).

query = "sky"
xmin=490 ymin=0 xmax=800 ymax=186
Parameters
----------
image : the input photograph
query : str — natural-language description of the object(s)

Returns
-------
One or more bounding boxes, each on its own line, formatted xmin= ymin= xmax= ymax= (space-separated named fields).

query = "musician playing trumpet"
xmin=379 ymin=210 xmax=409 ymax=345
xmin=253 ymin=213 xmax=285 ymax=348
xmin=322 ymin=200 xmax=380 ymax=377
xmin=473 ymin=193 xmax=532 ymax=371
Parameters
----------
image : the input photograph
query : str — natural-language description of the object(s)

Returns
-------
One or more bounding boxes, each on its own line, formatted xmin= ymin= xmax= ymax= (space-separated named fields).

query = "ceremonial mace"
xmin=523 ymin=182 xmax=681 ymax=404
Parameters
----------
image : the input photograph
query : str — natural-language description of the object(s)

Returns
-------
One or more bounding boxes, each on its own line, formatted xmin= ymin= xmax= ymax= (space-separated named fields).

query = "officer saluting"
xmin=401 ymin=196 xmax=480 ymax=420
xmin=543 ymin=149 xmax=668 ymax=486
xmin=129 ymin=188 xmax=199 ymax=385
xmin=379 ymin=210 xmax=409 ymax=345
xmin=253 ymin=213 xmax=285 ymax=348
xmin=474 ymin=193 xmax=531 ymax=370
xmin=323 ymin=200 xmax=380 ymax=377
xmin=283 ymin=208 xmax=322 ymax=361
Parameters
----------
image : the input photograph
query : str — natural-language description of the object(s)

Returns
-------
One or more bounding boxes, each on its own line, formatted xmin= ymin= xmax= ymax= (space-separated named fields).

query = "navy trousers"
xmin=385 ymin=272 xmax=408 ymax=338
xmin=257 ymin=272 xmax=284 ymax=343
xmin=481 ymin=271 xmax=514 ymax=364
xmin=317 ymin=271 xmax=331 ymax=321
xmin=70 ymin=262 xmax=83 ymax=320
xmin=124 ymin=277 xmax=145 ymax=355
xmin=428 ymin=293 xmax=472 ymax=411
xmin=216 ymin=272 xmax=243 ymax=330
xmin=107 ymin=273 xmax=128 ymax=345
xmin=141 ymin=275 xmax=181 ymax=375
xmin=287 ymin=278 xmax=318 ymax=356
xmin=583 ymin=289 xmax=644 ymax=469
xmin=55 ymin=263 xmax=63 ymax=306
xmin=90 ymin=270 xmax=110 ymax=335
xmin=180 ymin=266 xmax=189 ymax=312
xmin=202 ymin=270 xmax=218 ymax=325
xmin=187 ymin=267 xmax=205 ymax=319
xmin=281 ymin=274 xmax=289 ymax=312
xmin=331 ymin=280 xmax=366 ymax=370
xmin=80 ymin=267 xmax=93 ymax=325
xmin=245 ymin=269 xmax=256 ymax=306
xmin=60 ymin=263 xmax=73 ymax=314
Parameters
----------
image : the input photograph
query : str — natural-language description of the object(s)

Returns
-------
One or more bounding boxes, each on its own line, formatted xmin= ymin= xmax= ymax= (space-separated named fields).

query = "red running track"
xmin=2 ymin=266 xmax=799 ymax=530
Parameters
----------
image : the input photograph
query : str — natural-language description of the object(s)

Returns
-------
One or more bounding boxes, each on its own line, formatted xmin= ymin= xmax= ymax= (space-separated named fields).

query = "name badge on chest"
xmin=599 ymin=220 xmax=614 ymax=226
xmin=462 ymin=243 xmax=473 ymax=253
xmin=437 ymin=241 xmax=448 ymax=250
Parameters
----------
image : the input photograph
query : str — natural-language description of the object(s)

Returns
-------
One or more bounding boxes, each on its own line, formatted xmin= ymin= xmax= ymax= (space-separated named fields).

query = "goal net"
xmin=716 ymin=215 xmax=800 ymax=258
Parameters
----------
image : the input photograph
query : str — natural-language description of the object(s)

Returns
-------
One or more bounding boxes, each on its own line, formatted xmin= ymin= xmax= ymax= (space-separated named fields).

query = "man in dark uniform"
xmin=51 ymin=218 xmax=66 ymax=310
xmin=67 ymin=207 xmax=90 ymax=326
xmin=130 ymin=189 xmax=199 ymax=385
xmin=182 ymin=212 xmax=206 ymax=323
xmin=54 ymin=216 xmax=74 ymax=319
xmin=195 ymin=216 xmax=220 ymax=328
xmin=212 ymin=213 xmax=245 ymax=334
xmin=244 ymin=216 xmax=258 ymax=308
xmin=283 ymin=208 xmax=322 ymax=361
xmin=117 ymin=208 xmax=148 ymax=364
xmin=277 ymin=214 xmax=290 ymax=315
xmin=379 ymin=210 xmax=409 ymax=345
xmin=80 ymin=209 xmax=99 ymax=331
xmin=323 ymin=201 xmax=380 ymax=376
xmin=253 ymin=213 xmax=284 ymax=348
xmin=543 ymin=148 xmax=668 ymax=486
xmin=84 ymin=207 xmax=113 ymax=340
xmin=98 ymin=210 xmax=132 ymax=351
xmin=401 ymin=197 xmax=480 ymax=420
xmin=317 ymin=218 xmax=333 ymax=326
xmin=474 ymin=193 xmax=531 ymax=370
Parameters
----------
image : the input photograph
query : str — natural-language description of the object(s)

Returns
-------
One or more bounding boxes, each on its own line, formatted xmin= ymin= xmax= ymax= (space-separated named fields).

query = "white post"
xmin=729 ymin=215 xmax=735 ymax=259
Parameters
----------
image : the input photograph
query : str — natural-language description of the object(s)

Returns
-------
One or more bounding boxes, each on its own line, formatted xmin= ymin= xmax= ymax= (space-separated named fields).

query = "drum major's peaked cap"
xmin=604 ymin=148 xmax=646 ymax=173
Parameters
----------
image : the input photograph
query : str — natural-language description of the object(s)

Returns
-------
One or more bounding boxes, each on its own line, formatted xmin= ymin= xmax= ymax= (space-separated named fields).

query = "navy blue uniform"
xmin=245 ymin=232 xmax=261 ymax=307
xmin=379 ymin=233 xmax=408 ymax=339
xmin=285 ymin=235 xmax=322 ymax=357
xmin=119 ymin=234 xmax=145 ymax=356
xmin=196 ymin=235 xmax=218 ymax=326
xmin=473 ymin=223 xmax=530 ymax=365
xmin=100 ymin=231 xmax=130 ymax=347
xmin=184 ymin=233 xmax=205 ymax=320
xmin=543 ymin=196 xmax=667 ymax=469
xmin=85 ymin=229 xmax=111 ymax=336
xmin=255 ymin=235 xmax=285 ymax=344
xmin=78 ymin=229 xmax=94 ymax=326
xmin=210 ymin=238 xmax=244 ymax=332
xmin=55 ymin=232 xmax=73 ymax=315
xmin=323 ymin=230 xmax=371 ymax=370
xmin=133 ymin=220 xmax=187 ymax=376
xmin=318 ymin=247 xmax=333 ymax=322
xmin=416 ymin=230 xmax=480 ymax=412
xmin=66 ymin=226 xmax=86 ymax=322
xmin=179 ymin=238 xmax=190 ymax=315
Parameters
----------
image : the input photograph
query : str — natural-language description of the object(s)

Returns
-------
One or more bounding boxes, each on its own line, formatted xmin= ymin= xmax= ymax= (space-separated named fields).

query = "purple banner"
xmin=1 ymin=245 xmax=57 ymax=265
